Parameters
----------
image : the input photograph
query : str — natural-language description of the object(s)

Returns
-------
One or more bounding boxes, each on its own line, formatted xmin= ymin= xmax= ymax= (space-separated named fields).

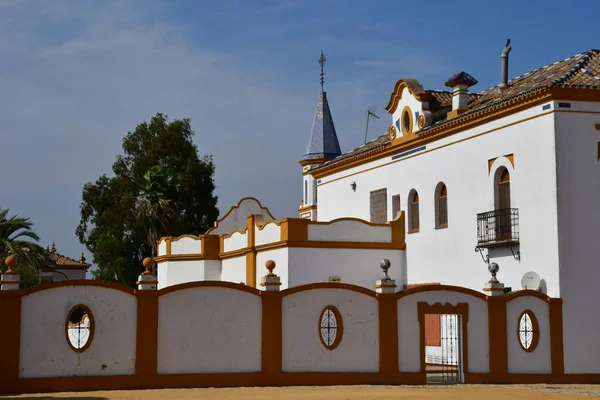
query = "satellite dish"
xmin=521 ymin=271 xmax=541 ymax=291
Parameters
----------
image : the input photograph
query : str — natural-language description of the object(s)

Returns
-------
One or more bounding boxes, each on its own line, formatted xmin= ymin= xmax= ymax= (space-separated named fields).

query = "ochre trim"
xmin=315 ymin=88 xmax=600 ymax=181
xmin=246 ymin=215 xmax=257 ymax=288
xmin=487 ymin=297 xmax=508 ymax=375
xmin=260 ymin=291 xmax=282 ymax=373
xmin=280 ymin=219 xmax=309 ymax=241
xmin=0 ymin=292 xmax=21 ymax=390
xmin=201 ymin=236 xmax=220 ymax=259
xmin=156 ymin=280 xmax=262 ymax=296
xmin=314 ymin=108 xmax=552 ymax=184
xmin=385 ymin=79 xmax=431 ymax=113
xmin=313 ymin=90 xmax=558 ymax=180
xmin=205 ymin=197 xmax=276 ymax=235
xmin=297 ymin=204 xmax=317 ymax=213
xmin=549 ymin=299 xmax=565 ymax=374
xmin=318 ymin=305 xmax=344 ymax=350
xmin=395 ymin=283 xmax=487 ymax=300
xmin=0 ymin=280 xmax=579 ymax=393
xmin=400 ymin=106 xmax=413 ymax=136
xmin=446 ymin=109 xmax=467 ymax=120
xmin=378 ymin=294 xmax=399 ymax=375
xmin=135 ymin=291 xmax=158 ymax=376
xmin=21 ymin=279 xmax=136 ymax=295
xmin=283 ymin=282 xmax=378 ymax=297
xmin=417 ymin=302 xmax=469 ymax=376
xmin=0 ymin=372 xmax=428 ymax=393
xmin=488 ymin=154 xmax=515 ymax=173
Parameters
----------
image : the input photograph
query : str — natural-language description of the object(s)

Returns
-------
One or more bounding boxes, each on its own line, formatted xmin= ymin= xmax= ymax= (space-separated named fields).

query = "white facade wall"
xmin=223 ymin=231 xmax=247 ymax=252
xmin=506 ymin=295 xmax=551 ymax=374
xmin=281 ymin=288 xmax=379 ymax=372
xmin=554 ymin=101 xmax=600 ymax=373
xmin=221 ymin=257 xmax=246 ymax=284
xmin=397 ymin=290 xmax=489 ymax=374
xmin=157 ymin=287 xmax=262 ymax=374
xmin=170 ymin=236 xmax=201 ymax=255
xmin=288 ymin=247 xmax=405 ymax=289
xmin=255 ymin=222 xmax=281 ymax=246
xmin=308 ymin=220 xmax=392 ymax=242
xmin=317 ymin=105 xmax=560 ymax=297
xmin=19 ymin=286 xmax=137 ymax=378
xmin=157 ymin=259 xmax=221 ymax=289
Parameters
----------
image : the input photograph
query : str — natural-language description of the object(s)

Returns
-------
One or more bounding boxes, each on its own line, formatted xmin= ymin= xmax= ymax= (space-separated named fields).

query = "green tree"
xmin=0 ymin=208 xmax=45 ymax=289
xmin=76 ymin=113 xmax=219 ymax=287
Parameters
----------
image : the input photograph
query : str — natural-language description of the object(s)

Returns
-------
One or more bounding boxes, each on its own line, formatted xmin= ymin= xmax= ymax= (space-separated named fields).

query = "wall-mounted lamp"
xmin=350 ymin=181 xmax=357 ymax=192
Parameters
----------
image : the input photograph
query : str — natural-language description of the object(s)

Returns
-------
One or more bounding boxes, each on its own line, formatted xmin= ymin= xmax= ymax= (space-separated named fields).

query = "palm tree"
xmin=0 ymin=208 xmax=45 ymax=288
xmin=134 ymin=166 xmax=179 ymax=260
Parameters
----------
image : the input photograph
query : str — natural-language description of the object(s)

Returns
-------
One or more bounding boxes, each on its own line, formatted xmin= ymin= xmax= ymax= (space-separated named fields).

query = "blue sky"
xmin=1 ymin=0 xmax=598 ymax=270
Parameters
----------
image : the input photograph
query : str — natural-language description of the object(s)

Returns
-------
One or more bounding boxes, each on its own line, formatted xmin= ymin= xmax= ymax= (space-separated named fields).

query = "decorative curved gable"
xmin=206 ymin=197 xmax=276 ymax=236
xmin=385 ymin=78 xmax=431 ymax=113
xmin=384 ymin=78 xmax=433 ymax=138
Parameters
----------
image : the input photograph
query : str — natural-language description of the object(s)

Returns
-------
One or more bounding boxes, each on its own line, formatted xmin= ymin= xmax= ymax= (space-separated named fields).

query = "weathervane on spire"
xmin=319 ymin=50 xmax=327 ymax=92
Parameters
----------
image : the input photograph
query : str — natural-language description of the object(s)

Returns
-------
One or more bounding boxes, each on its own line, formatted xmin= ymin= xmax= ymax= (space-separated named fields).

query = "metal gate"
xmin=426 ymin=314 xmax=462 ymax=384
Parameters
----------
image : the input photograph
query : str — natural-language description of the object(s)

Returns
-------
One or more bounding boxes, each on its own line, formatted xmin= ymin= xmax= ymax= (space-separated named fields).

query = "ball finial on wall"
xmin=142 ymin=257 xmax=154 ymax=274
xmin=4 ymin=255 xmax=17 ymax=270
xmin=380 ymin=259 xmax=391 ymax=280
xmin=488 ymin=262 xmax=500 ymax=283
xmin=265 ymin=260 xmax=276 ymax=276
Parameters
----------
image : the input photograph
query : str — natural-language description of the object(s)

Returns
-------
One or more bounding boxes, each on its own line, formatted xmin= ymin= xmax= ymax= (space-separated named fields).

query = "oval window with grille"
xmin=319 ymin=305 xmax=343 ymax=350
xmin=517 ymin=310 xmax=539 ymax=352
xmin=66 ymin=305 xmax=94 ymax=352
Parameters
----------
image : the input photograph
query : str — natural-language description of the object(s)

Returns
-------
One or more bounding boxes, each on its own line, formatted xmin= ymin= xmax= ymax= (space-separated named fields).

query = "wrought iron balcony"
xmin=476 ymin=208 xmax=519 ymax=248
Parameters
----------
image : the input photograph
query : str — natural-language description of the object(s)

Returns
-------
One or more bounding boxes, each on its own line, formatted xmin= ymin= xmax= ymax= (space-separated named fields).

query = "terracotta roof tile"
xmin=313 ymin=49 xmax=600 ymax=172
xmin=44 ymin=243 xmax=91 ymax=269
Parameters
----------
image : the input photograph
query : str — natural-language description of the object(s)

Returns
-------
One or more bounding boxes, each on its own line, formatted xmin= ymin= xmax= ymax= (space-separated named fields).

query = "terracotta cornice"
xmin=311 ymin=87 xmax=561 ymax=180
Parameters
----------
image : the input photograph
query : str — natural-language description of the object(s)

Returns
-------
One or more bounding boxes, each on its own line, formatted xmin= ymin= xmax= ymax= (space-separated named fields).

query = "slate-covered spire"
xmin=302 ymin=51 xmax=342 ymax=162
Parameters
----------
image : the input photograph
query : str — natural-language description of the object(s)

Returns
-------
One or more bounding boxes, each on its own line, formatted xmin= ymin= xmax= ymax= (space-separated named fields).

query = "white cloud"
xmin=0 ymin=0 xmax=333 ymax=263
xmin=0 ymin=0 xmax=433 ymax=268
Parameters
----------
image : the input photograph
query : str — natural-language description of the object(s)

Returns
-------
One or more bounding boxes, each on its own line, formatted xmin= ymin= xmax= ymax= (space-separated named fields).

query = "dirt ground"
xmin=3 ymin=385 xmax=600 ymax=400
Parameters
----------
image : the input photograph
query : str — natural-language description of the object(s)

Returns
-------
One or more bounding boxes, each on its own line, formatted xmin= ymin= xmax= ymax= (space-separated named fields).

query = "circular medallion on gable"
xmin=417 ymin=114 xmax=426 ymax=130
xmin=388 ymin=124 xmax=397 ymax=140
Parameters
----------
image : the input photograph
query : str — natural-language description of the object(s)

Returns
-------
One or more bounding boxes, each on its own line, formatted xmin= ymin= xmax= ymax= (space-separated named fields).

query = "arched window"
xmin=435 ymin=183 xmax=448 ymax=228
xmin=496 ymin=168 xmax=511 ymax=210
xmin=494 ymin=167 xmax=512 ymax=241
xmin=408 ymin=190 xmax=419 ymax=232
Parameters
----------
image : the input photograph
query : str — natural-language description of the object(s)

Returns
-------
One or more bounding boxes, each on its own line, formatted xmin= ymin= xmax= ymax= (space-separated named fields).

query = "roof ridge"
xmin=476 ymin=49 xmax=591 ymax=94
xmin=552 ymin=50 xmax=594 ymax=85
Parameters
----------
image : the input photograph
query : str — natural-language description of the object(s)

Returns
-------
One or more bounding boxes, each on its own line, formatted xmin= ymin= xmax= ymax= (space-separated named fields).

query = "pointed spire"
xmin=302 ymin=51 xmax=342 ymax=162
xmin=50 ymin=242 xmax=56 ymax=253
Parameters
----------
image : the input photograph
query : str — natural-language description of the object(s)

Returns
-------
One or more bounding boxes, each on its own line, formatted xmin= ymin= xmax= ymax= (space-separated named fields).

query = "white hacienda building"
xmin=153 ymin=44 xmax=600 ymax=374
xmin=158 ymin=46 xmax=600 ymax=298
xmin=3 ymin=44 xmax=600 ymax=392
